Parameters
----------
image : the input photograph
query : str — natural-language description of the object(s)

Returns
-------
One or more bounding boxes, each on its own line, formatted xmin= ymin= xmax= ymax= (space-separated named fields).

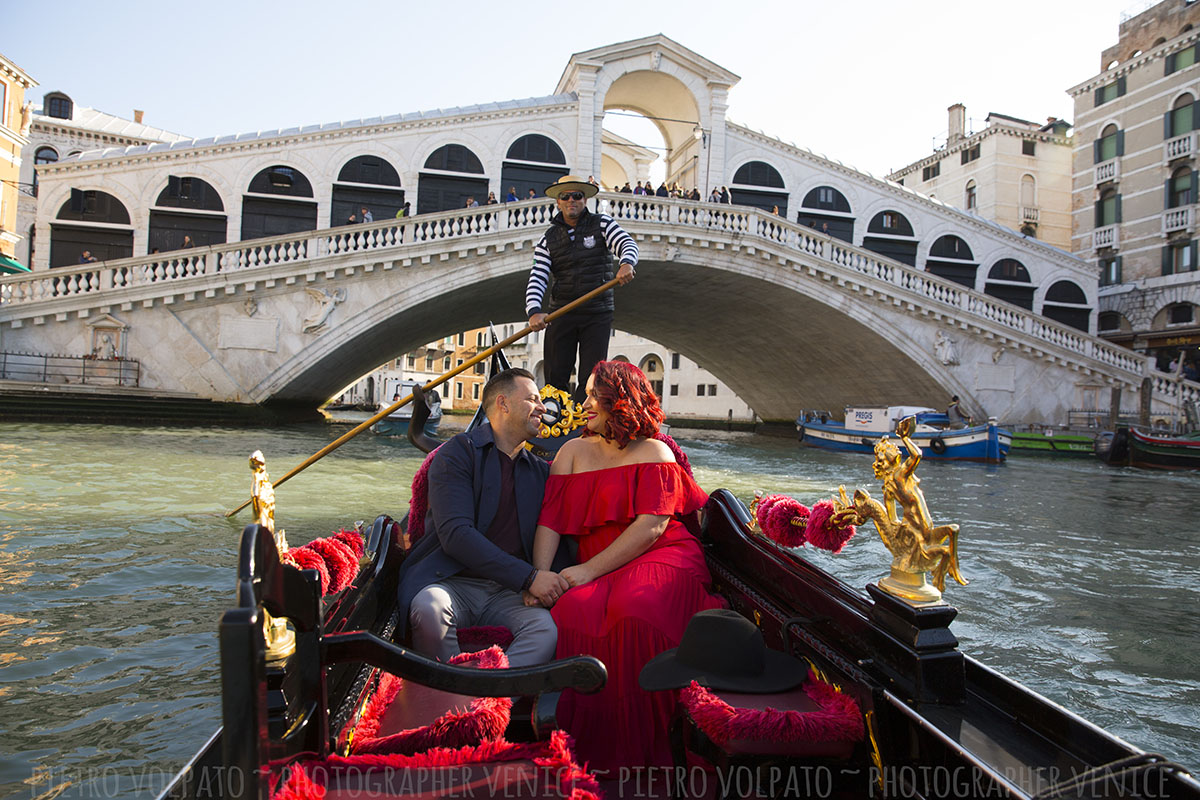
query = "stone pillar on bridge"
xmin=704 ymin=84 xmax=731 ymax=195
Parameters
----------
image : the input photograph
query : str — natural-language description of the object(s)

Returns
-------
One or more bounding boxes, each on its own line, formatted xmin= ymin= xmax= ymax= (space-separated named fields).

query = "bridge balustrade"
xmin=0 ymin=193 xmax=1158 ymax=396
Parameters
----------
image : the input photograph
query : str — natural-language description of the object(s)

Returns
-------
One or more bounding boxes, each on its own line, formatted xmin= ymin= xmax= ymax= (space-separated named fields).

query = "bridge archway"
xmin=254 ymin=253 xmax=958 ymax=421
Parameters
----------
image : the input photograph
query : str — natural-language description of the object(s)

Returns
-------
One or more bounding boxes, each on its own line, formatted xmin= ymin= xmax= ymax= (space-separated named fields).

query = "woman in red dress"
xmin=531 ymin=361 xmax=725 ymax=771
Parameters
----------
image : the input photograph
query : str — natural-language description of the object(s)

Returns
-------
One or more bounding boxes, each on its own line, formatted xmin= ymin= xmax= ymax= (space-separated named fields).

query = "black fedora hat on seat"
xmin=639 ymin=609 xmax=805 ymax=693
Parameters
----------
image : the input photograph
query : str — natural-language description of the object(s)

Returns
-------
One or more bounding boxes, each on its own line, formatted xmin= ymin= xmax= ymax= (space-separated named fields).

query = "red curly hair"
xmin=584 ymin=361 xmax=665 ymax=448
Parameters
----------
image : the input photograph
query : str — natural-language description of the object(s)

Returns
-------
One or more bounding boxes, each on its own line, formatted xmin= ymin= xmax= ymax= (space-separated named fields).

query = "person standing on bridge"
xmin=526 ymin=175 xmax=637 ymax=403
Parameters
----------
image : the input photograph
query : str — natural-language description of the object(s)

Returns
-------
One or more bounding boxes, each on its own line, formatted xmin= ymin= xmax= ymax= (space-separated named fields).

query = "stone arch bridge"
xmin=0 ymin=195 xmax=1191 ymax=423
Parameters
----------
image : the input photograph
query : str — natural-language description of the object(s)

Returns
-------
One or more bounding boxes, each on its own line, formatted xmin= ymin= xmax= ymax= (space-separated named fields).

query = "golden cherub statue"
xmin=832 ymin=416 xmax=966 ymax=603
xmin=249 ymin=450 xmax=288 ymax=554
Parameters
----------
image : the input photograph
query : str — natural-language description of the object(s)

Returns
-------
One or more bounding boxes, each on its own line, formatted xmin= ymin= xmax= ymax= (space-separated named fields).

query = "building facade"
xmin=0 ymin=53 xmax=35 ymax=267
xmin=1070 ymin=0 xmax=1200 ymax=372
xmin=887 ymin=105 xmax=1073 ymax=253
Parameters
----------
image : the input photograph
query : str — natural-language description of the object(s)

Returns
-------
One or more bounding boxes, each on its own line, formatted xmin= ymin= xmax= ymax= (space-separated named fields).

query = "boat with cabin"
xmin=797 ymin=405 xmax=1012 ymax=463
xmin=371 ymin=379 xmax=443 ymax=437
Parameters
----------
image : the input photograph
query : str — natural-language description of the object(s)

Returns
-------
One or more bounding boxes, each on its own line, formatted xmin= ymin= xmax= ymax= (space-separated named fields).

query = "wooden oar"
xmin=226 ymin=276 xmax=622 ymax=517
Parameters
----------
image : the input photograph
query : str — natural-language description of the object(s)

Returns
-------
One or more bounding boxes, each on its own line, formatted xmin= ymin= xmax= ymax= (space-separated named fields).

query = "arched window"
xmin=926 ymin=235 xmax=978 ymax=288
xmin=247 ymin=165 xmax=314 ymax=197
xmin=34 ymin=146 xmax=58 ymax=165
xmin=424 ymin=144 xmax=485 ymax=174
xmin=43 ymin=92 xmax=73 ymax=120
xmin=797 ymin=185 xmax=853 ymax=241
xmin=1095 ymin=124 xmax=1121 ymax=163
xmin=242 ymin=166 xmax=317 ymax=240
xmin=730 ymin=161 xmax=787 ymax=215
xmin=862 ymin=210 xmax=917 ymax=265
xmin=501 ymin=135 xmax=568 ymax=202
xmin=332 ymin=155 xmax=405 ymax=226
xmin=506 ymin=135 xmax=566 ymax=164
xmin=150 ymin=177 xmax=227 ymax=253
xmin=1042 ymin=280 xmax=1091 ymax=331
xmin=1098 ymin=311 xmax=1126 ymax=332
xmin=1167 ymin=94 xmax=1196 ymax=139
xmin=964 ymin=180 xmax=977 ymax=210
xmin=50 ymin=190 xmax=133 ymax=267
xmin=732 ymin=161 xmax=784 ymax=188
xmin=1021 ymin=175 xmax=1036 ymax=208
xmin=1168 ymin=166 xmax=1195 ymax=208
xmin=984 ymin=259 xmax=1034 ymax=309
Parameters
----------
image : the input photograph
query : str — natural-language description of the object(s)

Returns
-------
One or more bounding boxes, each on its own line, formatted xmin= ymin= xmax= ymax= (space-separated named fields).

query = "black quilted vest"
xmin=544 ymin=209 xmax=614 ymax=314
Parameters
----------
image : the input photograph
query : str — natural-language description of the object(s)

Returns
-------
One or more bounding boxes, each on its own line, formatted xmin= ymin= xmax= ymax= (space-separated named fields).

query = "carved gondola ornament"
xmin=249 ymin=450 xmax=296 ymax=660
xmin=832 ymin=416 xmax=967 ymax=604
xmin=536 ymin=384 xmax=586 ymax=439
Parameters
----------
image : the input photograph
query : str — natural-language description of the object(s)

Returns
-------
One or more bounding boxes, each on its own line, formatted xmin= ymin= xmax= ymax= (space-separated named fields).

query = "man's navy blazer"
xmin=396 ymin=423 xmax=570 ymax=638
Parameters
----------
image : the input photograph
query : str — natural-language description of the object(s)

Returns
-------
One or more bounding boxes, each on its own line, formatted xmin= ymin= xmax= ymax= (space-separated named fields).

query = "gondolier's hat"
xmin=545 ymin=175 xmax=599 ymax=199
xmin=639 ymin=608 xmax=806 ymax=693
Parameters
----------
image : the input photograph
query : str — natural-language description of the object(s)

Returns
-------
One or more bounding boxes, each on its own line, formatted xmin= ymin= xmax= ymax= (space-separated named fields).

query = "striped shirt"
xmin=525 ymin=213 xmax=639 ymax=316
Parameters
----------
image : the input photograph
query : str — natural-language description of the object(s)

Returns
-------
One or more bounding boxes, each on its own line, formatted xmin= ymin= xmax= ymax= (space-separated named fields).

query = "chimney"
xmin=133 ymin=109 xmax=144 ymax=124
xmin=948 ymin=103 xmax=966 ymax=144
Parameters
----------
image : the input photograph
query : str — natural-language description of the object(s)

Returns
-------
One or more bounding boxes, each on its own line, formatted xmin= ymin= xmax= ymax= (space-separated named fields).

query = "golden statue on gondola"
xmin=833 ymin=416 xmax=967 ymax=603
xmin=249 ymin=450 xmax=295 ymax=659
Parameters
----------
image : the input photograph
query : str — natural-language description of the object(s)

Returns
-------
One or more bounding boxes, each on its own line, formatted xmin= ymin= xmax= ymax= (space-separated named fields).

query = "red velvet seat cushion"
xmin=341 ymin=646 xmax=512 ymax=756
xmin=680 ymin=669 xmax=863 ymax=758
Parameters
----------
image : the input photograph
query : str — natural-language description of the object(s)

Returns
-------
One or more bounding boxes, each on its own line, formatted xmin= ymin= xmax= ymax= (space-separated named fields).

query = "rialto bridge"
xmin=2 ymin=35 xmax=1196 ymax=422
xmin=0 ymin=195 xmax=1191 ymax=423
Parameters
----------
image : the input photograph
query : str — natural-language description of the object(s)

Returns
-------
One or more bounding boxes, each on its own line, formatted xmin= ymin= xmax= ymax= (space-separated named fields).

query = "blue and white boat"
xmin=372 ymin=380 xmax=443 ymax=437
xmin=796 ymin=405 xmax=1012 ymax=463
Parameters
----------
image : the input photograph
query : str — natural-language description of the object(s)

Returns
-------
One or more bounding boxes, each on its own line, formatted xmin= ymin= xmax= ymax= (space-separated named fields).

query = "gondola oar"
xmin=225 ymin=276 xmax=622 ymax=517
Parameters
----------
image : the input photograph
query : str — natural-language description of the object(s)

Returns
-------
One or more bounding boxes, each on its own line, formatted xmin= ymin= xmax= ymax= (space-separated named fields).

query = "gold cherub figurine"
xmin=833 ymin=416 xmax=967 ymax=603
xmin=249 ymin=450 xmax=288 ymax=554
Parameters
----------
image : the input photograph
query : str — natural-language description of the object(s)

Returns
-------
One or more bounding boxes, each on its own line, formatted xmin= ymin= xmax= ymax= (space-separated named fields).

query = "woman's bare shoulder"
xmin=630 ymin=437 xmax=674 ymax=464
xmin=549 ymin=437 xmax=585 ymax=474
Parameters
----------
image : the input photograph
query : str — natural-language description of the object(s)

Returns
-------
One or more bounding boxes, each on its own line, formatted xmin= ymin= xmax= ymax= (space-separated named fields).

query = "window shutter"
xmin=1166 ymin=111 xmax=1174 ymax=139
xmin=1094 ymin=87 xmax=1103 ymax=106
xmin=1167 ymin=52 xmax=1177 ymax=75
xmin=1115 ymin=193 xmax=1122 ymax=222
xmin=1163 ymin=246 xmax=1174 ymax=276
xmin=1191 ymin=240 xmax=1198 ymax=271
xmin=1095 ymin=201 xmax=1103 ymax=228
xmin=1193 ymin=101 xmax=1200 ymax=131
xmin=1093 ymin=139 xmax=1102 ymax=164
xmin=1191 ymin=170 xmax=1198 ymax=200
xmin=1117 ymin=76 xmax=1127 ymax=96
xmin=1116 ymin=255 xmax=1123 ymax=283
xmin=1166 ymin=178 xmax=1174 ymax=208
xmin=1117 ymin=130 xmax=1125 ymax=156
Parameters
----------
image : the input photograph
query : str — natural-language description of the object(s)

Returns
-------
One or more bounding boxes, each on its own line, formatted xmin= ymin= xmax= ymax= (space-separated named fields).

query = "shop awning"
xmin=0 ymin=254 xmax=30 ymax=274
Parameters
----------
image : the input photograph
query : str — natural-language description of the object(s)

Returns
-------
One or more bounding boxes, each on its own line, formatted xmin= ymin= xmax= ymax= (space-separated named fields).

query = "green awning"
xmin=0 ymin=254 xmax=30 ymax=274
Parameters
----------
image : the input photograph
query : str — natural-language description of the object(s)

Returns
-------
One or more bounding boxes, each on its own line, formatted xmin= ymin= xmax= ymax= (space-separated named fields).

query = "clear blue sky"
xmin=6 ymin=0 xmax=1138 ymax=177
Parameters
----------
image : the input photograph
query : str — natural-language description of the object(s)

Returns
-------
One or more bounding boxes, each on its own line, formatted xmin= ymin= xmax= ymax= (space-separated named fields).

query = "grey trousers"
xmin=408 ymin=576 xmax=557 ymax=668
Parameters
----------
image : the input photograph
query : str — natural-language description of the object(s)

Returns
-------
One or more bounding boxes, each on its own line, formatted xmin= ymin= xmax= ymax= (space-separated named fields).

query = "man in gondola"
xmin=396 ymin=368 xmax=572 ymax=667
xmin=525 ymin=175 xmax=638 ymax=403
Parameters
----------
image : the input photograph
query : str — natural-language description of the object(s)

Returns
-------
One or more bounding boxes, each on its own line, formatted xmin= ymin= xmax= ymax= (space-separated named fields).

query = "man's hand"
xmin=522 ymin=590 xmax=542 ymax=607
xmin=616 ymin=261 xmax=636 ymax=285
xmin=528 ymin=569 xmax=569 ymax=607
xmin=528 ymin=313 xmax=549 ymax=331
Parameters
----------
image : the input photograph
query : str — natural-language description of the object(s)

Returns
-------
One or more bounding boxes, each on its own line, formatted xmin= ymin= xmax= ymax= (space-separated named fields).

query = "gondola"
xmin=160 ymin=364 xmax=1200 ymax=800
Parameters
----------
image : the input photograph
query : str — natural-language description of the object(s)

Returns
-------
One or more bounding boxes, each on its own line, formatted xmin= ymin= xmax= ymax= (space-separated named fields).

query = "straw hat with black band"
xmin=545 ymin=175 xmax=599 ymax=199
xmin=639 ymin=608 xmax=807 ymax=693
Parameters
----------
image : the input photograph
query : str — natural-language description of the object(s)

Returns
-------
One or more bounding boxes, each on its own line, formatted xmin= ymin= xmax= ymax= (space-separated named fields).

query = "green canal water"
xmin=0 ymin=422 xmax=1197 ymax=798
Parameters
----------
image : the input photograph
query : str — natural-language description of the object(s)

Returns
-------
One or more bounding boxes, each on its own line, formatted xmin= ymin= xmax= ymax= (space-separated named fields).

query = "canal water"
xmin=0 ymin=421 xmax=1197 ymax=798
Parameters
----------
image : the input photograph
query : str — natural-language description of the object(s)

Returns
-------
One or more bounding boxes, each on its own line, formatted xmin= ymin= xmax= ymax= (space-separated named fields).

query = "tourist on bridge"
xmin=526 ymin=175 xmax=638 ymax=402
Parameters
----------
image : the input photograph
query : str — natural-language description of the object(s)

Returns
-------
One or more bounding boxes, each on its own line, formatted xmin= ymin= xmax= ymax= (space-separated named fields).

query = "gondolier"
xmin=526 ymin=175 xmax=637 ymax=402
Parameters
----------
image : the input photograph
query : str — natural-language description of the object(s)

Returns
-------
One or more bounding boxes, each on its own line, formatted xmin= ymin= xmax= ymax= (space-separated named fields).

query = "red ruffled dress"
xmin=538 ymin=461 xmax=726 ymax=771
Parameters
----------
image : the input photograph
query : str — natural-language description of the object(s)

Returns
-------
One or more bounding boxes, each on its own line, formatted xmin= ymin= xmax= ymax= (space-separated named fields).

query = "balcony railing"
xmin=0 ymin=351 xmax=140 ymax=386
xmin=1165 ymin=132 xmax=1196 ymax=161
xmin=1094 ymin=224 xmax=1120 ymax=249
xmin=1095 ymin=158 xmax=1120 ymax=184
xmin=1164 ymin=206 xmax=1194 ymax=233
xmin=1020 ymin=206 xmax=1040 ymax=223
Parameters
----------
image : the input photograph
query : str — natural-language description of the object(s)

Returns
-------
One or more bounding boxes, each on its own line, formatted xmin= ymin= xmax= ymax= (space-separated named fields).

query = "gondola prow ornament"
xmin=832 ymin=416 xmax=967 ymax=604
xmin=249 ymin=450 xmax=296 ymax=659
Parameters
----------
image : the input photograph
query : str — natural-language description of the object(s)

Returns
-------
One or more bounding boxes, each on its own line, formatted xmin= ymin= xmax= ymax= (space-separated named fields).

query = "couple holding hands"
xmin=396 ymin=361 xmax=724 ymax=771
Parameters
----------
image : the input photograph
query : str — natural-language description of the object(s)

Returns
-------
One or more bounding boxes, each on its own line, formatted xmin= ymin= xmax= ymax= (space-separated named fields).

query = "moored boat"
xmin=372 ymin=380 xmax=443 ymax=437
xmin=1099 ymin=426 xmax=1200 ymax=470
xmin=797 ymin=405 xmax=1012 ymax=462
xmin=1009 ymin=429 xmax=1097 ymax=458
